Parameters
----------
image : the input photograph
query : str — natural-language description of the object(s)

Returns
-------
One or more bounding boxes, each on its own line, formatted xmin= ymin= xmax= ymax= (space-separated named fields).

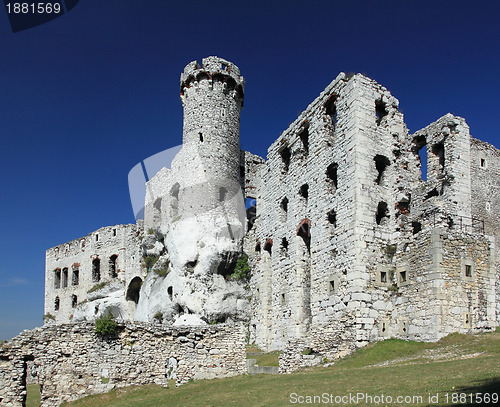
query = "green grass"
xmin=61 ymin=329 xmax=500 ymax=406
xmin=26 ymin=384 xmax=41 ymax=407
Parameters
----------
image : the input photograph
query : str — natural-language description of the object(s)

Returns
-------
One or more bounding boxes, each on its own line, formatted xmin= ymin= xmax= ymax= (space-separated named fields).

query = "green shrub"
xmin=153 ymin=311 xmax=163 ymax=322
xmin=147 ymin=227 xmax=154 ymax=235
xmin=95 ymin=313 xmax=117 ymax=337
xmin=143 ymin=255 xmax=159 ymax=271
xmin=88 ymin=281 xmax=110 ymax=293
xmin=154 ymin=264 xmax=170 ymax=277
xmin=229 ymin=254 xmax=252 ymax=281
xmin=43 ymin=313 xmax=55 ymax=322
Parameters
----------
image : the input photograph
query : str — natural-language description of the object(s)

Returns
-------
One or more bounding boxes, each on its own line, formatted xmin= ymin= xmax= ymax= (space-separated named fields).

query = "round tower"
xmin=179 ymin=56 xmax=244 ymax=183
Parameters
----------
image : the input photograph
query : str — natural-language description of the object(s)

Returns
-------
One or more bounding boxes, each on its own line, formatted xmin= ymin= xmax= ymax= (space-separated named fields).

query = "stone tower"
xmin=169 ymin=56 xmax=245 ymax=219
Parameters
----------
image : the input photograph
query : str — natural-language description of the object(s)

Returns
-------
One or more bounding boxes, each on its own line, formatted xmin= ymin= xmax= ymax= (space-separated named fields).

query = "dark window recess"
xmin=400 ymin=271 xmax=407 ymax=282
xmin=95 ymin=234 xmax=99 ymax=241
xmin=281 ymin=197 xmax=288 ymax=213
xmin=329 ymin=280 xmax=335 ymax=292
xmin=62 ymin=268 xmax=68 ymax=288
xmin=380 ymin=271 xmax=387 ymax=283
xmin=113 ymin=228 xmax=116 ymax=237
xmin=324 ymin=94 xmax=338 ymax=124
xmin=92 ymin=258 xmax=101 ymax=282
xmin=219 ymin=187 xmax=227 ymax=202
xmin=297 ymin=220 xmax=311 ymax=253
xmin=375 ymin=202 xmax=389 ymax=225
xmin=199 ymin=133 xmax=203 ymax=142
xmin=447 ymin=217 xmax=454 ymax=229
xmin=167 ymin=286 xmax=173 ymax=301
xmin=375 ymin=99 xmax=388 ymax=125
xmin=424 ymin=188 xmax=439 ymax=200
xmin=54 ymin=269 xmax=61 ymax=289
xmin=299 ymin=184 xmax=309 ymax=200
xmin=281 ymin=237 xmax=289 ymax=251
xmin=480 ymin=158 xmax=486 ymax=168
xmin=72 ymin=269 xmax=79 ymax=286
xmin=240 ymin=165 xmax=245 ymax=178
xmin=72 ymin=295 xmax=78 ymax=308
xmin=465 ymin=265 xmax=472 ymax=277
xmin=327 ymin=209 xmax=337 ymax=227
xmin=382 ymin=322 xmax=386 ymax=333
xmin=109 ymin=255 xmax=118 ymax=278
xmin=255 ymin=241 xmax=261 ymax=252
xmin=432 ymin=142 xmax=445 ymax=168
xmin=216 ymin=254 xmax=236 ymax=279
xmin=281 ymin=293 xmax=286 ymax=305
xmin=396 ymin=198 xmax=410 ymax=215
xmin=126 ymin=277 xmax=143 ymax=304
xmin=326 ymin=163 xmax=338 ymax=188
xmin=54 ymin=297 xmax=60 ymax=311
xmin=374 ymin=155 xmax=390 ymax=185
xmin=299 ymin=127 xmax=309 ymax=153
xmin=280 ymin=147 xmax=291 ymax=172
xmin=264 ymin=239 xmax=273 ymax=255
xmin=246 ymin=202 xmax=256 ymax=231
xmin=393 ymin=149 xmax=401 ymax=158
xmin=412 ymin=221 xmax=422 ymax=235
xmin=412 ymin=135 xmax=427 ymax=181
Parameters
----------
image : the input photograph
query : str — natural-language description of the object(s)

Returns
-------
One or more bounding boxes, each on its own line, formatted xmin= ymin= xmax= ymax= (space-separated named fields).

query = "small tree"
xmin=229 ymin=254 xmax=252 ymax=280
xmin=95 ymin=313 xmax=117 ymax=336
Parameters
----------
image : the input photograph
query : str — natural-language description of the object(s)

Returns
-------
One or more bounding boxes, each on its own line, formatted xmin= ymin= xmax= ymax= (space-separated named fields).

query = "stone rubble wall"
xmin=0 ymin=322 xmax=245 ymax=407
xmin=44 ymin=224 xmax=143 ymax=324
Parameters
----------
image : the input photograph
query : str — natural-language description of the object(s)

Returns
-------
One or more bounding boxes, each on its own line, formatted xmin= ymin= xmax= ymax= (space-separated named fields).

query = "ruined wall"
xmin=470 ymin=138 xmax=500 ymax=325
xmin=44 ymin=224 xmax=143 ymax=324
xmin=0 ymin=322 xmax=245 ymax=407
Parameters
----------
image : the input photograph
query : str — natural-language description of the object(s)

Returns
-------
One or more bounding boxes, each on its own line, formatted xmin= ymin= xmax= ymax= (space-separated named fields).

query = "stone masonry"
xmin=1 ymin=56 xmax=498 ymax=405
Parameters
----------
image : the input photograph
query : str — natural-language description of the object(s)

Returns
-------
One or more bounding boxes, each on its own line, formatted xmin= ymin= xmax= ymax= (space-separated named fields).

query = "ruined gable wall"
xmin=0 ymin=323 xmax=245 ymax=407
xmin=45 ymin=224 xmax=143 ymax=324
xmin=470 ymin=138 xmax=500 ymax=325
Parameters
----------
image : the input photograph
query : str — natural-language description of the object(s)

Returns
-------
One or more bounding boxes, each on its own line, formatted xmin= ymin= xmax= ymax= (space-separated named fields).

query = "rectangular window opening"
xmin=72 ymin=269 xmax=79 ymax=286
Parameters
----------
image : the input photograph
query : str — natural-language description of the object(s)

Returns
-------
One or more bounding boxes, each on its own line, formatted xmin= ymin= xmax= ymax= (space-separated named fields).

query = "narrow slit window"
xmin=54 ymin=269 xmax=61 ymax=289
xmin=327 ymin=209 xmax=337 ymax=227
xmin=54 ymin=296 xmax=60 ymax=311
xmin=326 ymin=163 xmax=338 ymax=188
xmin=281 ymin=197 xmax=288 ymax=213
xmin=72 ymin=295 xmax=77 ymax=308
xmin=62 ymin=268 xmax=68 ymax=288
xmin=299 ymin=127 xmax=309 ymax=153
xmin=280 ymin=147 xmax=291 ymax=172
xmin=109 ymin=255 xmax=118 ymax=278
xmin=92 ymin=258 xmax=101 ymax=282
xmin=72 ymin=269 xmax=79 ymax=286
xmin=465 ymin=264 xmax=472 ymax=278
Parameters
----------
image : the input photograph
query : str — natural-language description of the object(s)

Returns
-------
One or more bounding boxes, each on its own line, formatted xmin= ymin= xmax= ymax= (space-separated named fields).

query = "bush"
xmin=88 ymin=281 xmax=110 ymax=293
xmin=153 ymin=311 xmax=163 ymax=322
xmin=43 ymin=313 xmax=55 ymax=322
xmin=95 ymin=313 xmax=117 ymax=336
xmin=229 ymin=254 xmax=252 ymax=281
xmin=143 ymin=255 xmax=159 ymax=271
xmin=154 ymin=264 xmax=170 ymax=277
xmin=147 ymin=228 xmax=154 ymax=235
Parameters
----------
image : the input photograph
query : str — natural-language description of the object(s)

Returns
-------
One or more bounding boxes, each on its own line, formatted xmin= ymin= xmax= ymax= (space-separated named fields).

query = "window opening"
xmin=96 ymin=234 xmax=99 ymax=242
xmin=297 ymin=219 xmax=311 ymax=253
xmin=326 ymin=162 xmax=338 ymax=188
xmin=299 ymin=127 xmax=309 ymax=153
xmin=126 ymin=277 xmax=143 ymax=304
xmin=113 ymin=228 xmax=116 ymax=236
xmin=72 ymin=295 xmax=77 ymax=308
xmin=199 ymin=132 xmax=203 ymax=142
xmin=246 ymin=198 xmax=256 ymax=231
xmin=375 ymin=99 xmax=388 ymax=125
xmin=92 ymin=258 xmax=101 ymax=282
xmin=412 ymin=221 xmax=422 ymax=235
xmin=380 ymin=271 xmax=387 ymax=283
xmin=465 ymin=264 xmax=472 ymax=278
xmin=281 ymin=293 xmax=286 ymax=305
xmin=299 ymin=184 xmax=309 ymax=200
xmin=432 ymin=142 xmax=445 ymax=168
xmin=413 ymin=135 xmax=427 ymax=180
xmin=281 ymin=197 xmax=288 ymax=213
xmin=72 ymin=269 xmax=79 ymax=286
xmin=400 ymin=271 xmax=407 ymax=283
xmin=62 ymin=268 xmax=68 ymax=288
xmin=375 ymin=202 xmax=389 ymax=225
xmin=327 ymin=209 xmax=337 ymax=227
xmin=374 ymin=155 xmax=390 ymax=185
xmin=240 ymin=165 xmax=245 ymax=178
xmin=167 ymin=286 xmax=173 ymax=301
xmin=255 ymin=240 xmax=261 ymax=252
xmin=324 ymin=94 xmax=338 ymax=125
xmin=54 ymin=296 xmax=60 ymax=311
xmin=109 ymin=255 xmax=118 ymax=278
xmin=329 ymin=280 xmax=335 ymax=293
xmin=54 ymin=269 xmax=61 ymax=289
xmin=280 ymin=147 xmax=291 ymax=172
xmin=424 ymin=188 xmax=439 ymax=200
xmin=264 ymin=239 xmax=273 ymax=255
xmin=281 ymin=237 xmax=289 ymax=252
xmin=219 ymin=187 xmax=227 ymax=202
xmin=480 ymin=158 xmax=486 ymax=168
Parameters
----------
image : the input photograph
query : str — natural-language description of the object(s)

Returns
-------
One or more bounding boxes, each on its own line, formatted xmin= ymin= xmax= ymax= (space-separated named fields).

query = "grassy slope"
xmin=30 ymin=329 xmax=499 ymax=407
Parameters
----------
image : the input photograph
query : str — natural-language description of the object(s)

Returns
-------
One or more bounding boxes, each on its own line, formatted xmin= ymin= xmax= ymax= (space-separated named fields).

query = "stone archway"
xmin=126 ymin=277 xmax=143 ymax=304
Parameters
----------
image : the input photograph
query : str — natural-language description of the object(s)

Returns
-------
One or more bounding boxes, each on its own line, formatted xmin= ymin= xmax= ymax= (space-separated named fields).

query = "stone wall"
xmin=0 ymin=322 xmax=245 ymax=407
xmin=44 ymin=224 xmax=143 ymax=324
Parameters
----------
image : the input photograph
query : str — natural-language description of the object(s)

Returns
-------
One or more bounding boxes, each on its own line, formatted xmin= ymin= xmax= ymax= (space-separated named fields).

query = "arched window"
xmin=126 ymin=277 xmax=143 ymax=304
xmin=92 ymin=258 xmax=101 ymax=282
xmin=109 ymin=255 xmax=118 ymax=278
xmin=297 ymin=218 xmax=311 ymax=252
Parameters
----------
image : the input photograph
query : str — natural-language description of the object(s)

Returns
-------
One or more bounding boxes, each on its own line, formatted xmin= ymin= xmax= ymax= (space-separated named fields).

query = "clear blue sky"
xmin=1 ymin=0 xmax=499 ymax=340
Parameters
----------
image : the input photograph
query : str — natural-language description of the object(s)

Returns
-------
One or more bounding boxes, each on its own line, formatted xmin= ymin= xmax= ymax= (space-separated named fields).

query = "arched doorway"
xmin=126 ymin=277 xmax=143 ymax=304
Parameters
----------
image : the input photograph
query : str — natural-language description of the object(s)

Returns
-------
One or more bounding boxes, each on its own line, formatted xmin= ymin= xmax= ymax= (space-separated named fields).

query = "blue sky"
xmin=1 ymin=0 xmax=499 ymax=339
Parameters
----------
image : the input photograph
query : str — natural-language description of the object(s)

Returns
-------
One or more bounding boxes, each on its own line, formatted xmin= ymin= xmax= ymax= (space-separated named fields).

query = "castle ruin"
xmin=1 ymin=56 xmax=499 ymax=405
